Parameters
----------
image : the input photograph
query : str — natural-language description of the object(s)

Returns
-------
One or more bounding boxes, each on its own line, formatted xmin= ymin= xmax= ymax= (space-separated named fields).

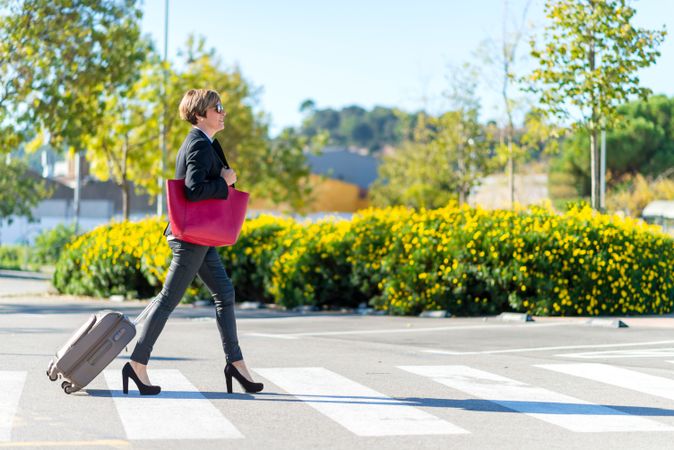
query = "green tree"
xmin=83 ymin=60 xmax=163 ymax=219
xmin=268 ymin=128 xmax=327 ymax=212
xmin=444 ymin=64 xmax=493 ymax=205
xmin=0 ymin=158 xmax=51 ymax=244
xmin=299 ymin=105 xmax=409 ymax=152
xmin=114 ymin=37 xmax=319 ymax=213
xmin=529 ymin=0 xmax=666 ymax=210
xmin=302 ymin=108 xmax=341 ymax=140
xmin=371 ymin=63 xmax=491 ymax=209
xmin=370 ymin=107 xmax=491 ymax=209
xmin=477 ymin=0 xmax=532 ymax=207
xmin=550 ymin=95 xmax=674 ymax=201
xmin=299 ymin=99 xmax=316 ymax=114
xmin=370 ymin=114 xmax=456 ymax=209
xmin=0 ymin=0 xmax=148 ymax=152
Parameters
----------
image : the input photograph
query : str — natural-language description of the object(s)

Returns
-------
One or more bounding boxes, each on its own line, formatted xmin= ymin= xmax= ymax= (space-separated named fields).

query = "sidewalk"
xmin=0 ymin=270 xmax=54 ymax=297
xmin=2 ymin=271 xmax=674 ymax=329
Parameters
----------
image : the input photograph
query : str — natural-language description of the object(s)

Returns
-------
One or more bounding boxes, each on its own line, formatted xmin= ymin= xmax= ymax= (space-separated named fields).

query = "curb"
xmin=0 ymin=269 xmax=51 ymax=281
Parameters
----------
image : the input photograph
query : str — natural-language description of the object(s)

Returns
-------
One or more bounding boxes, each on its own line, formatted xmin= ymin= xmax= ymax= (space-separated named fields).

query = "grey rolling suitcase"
xmin=46 ymin=301 xmax=155 ymax=394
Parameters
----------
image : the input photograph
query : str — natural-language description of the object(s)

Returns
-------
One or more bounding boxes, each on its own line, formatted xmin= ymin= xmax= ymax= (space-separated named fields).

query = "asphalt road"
xmin=2 ymin=290 xmax=674 ymax=449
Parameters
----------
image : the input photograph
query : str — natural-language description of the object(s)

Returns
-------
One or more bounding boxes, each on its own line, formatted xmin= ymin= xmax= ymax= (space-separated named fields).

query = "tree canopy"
xmin=0 ymin=158 xmax=50 ymax=231
xmin=83 ymin=36 xmax=323 ymax=215
xmin=529 ymin=0 xmax=666 ymax=209
xmin=551 ymin=95 xmax=674 ymax=198
xmin=0 ymin=0 xmax=149 ymax=152
xmin=299 ymin=103 xmax=411 ymax=152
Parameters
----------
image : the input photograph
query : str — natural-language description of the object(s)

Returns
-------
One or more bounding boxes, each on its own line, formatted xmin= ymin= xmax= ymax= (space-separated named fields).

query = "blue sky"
xmin=140 ymin=0 xmax=674 ymax=134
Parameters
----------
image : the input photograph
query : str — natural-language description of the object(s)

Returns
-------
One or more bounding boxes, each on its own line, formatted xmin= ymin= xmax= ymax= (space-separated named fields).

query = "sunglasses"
xmin=212 ymin=103 xmax=224 ymax=114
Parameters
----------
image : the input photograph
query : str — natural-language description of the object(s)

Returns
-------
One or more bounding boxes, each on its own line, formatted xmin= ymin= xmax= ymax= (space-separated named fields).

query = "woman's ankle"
xmin=231 ymin=360 xmax=245 ymax=369
xmin=130 ymin=360 xmax=146 ymax=371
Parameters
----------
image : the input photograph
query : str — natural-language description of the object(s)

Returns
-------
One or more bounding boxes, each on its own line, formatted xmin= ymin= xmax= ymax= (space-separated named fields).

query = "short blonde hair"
xmin=178 ymin=89 xmax=221 ymax=125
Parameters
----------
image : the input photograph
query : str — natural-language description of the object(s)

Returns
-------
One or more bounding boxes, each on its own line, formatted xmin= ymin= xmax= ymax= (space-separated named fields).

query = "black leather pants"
xmin=131 ymin=239 xmax=243 ymax=364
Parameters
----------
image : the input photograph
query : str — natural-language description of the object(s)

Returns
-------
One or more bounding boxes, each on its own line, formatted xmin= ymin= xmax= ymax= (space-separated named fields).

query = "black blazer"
xmin=164 ymin=128 xmax=232 ymax=237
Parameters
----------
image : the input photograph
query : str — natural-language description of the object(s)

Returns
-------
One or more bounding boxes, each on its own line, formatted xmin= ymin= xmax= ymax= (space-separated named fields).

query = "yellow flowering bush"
xmin=53 ymin=204 xmax=674 ymax=316
xmin=347 ymin=206 xmax=414 ymax=301
xmin=371 ymin=205 xmax=512 ymax=315
xmin=218 ymin=215 xmax=296 ymax=302
xmin=267 ymin=218 xmax=362 ymax=309
xmin=505 ymin=204 xmax=674 ymax=316
xmin=369 ymin=203 xmax=674 ymax=316
xmin=53 ymin=217 xmax=171 ymax=298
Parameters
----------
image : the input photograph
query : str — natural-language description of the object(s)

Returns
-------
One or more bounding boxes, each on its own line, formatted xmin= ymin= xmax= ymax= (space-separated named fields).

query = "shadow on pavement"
xmin=0 ymin=327 xmax=70 ymax=333
xmin=115 ymin=355 xmax=199 ymax=361
xmin=0 ymin=303 xmax=109 ymax=315
xmin=80 ymin=389 xmax=674 ymax=417
xmin=0 ymin=302 xmax=357 ymax=320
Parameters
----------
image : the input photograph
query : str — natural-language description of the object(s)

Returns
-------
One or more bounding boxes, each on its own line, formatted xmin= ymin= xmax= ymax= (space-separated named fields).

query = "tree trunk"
xmin=588 ymin=15 xmax=599 ymax=210
xmin=457 ymin=134 xmax=466 ymax=206
xmin=122 ymin=180 xmax=129 ymax=221
xmin=590 ymin=124 xmax=600 ymax=210
xmin=121 ymin=137 xmax=129 ymax=220
xmin=73 ymin=150 xmax=81 ymax=233
xmin=508 ymin=139 xmax=514 ymax=208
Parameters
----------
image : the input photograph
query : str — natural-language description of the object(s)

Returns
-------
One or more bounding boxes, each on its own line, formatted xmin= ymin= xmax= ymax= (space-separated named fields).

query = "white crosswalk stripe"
xmin=5 ymin=363 xmax=674 ymax=443
xmin=538 ymin=363 xmax=674 ymax=401
xmin=103 ymin=369 xmax=243 ymax=440
xmin=254 ymin=367 xmax=468 ymax=436
xmin=0 ymin=371 xmax=26 ymax=442
xmin=398 ymin=365 xmax=674 ymax=432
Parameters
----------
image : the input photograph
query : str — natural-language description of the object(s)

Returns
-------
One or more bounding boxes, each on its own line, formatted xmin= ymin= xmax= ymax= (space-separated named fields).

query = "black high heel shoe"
xmin=225 ymin=363 xmax=263 ymax=393
xmin=122 ymin=362 xmax=161 ymax=395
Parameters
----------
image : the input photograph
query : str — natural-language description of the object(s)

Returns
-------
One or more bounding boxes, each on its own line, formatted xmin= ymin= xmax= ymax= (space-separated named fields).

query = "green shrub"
xmin=347 ymin=206 xmax=413 ymax=304
xmin=52 ymin=205 xmax=674 ymax=316
xmin=31 ymin=224 xmax=77 ymax=266
xmin=0 ymin=245 xmax=31 ymax=270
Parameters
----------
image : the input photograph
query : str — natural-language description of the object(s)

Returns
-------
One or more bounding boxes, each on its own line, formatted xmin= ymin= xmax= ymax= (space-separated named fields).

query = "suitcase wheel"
xmin=61 ymin=381 xmax=76 ymax=394
xmin=46 ymin=361 xmax=58 ymax=381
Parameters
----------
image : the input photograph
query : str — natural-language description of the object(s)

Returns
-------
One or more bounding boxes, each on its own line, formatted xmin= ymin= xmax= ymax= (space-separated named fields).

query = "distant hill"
xmin=297 ymin=102 xmax=418 ymax=154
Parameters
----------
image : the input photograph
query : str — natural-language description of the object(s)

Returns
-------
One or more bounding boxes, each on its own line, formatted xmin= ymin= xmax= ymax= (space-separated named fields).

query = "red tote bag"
xmin=166 ymin=179 xmax=249 ymax=247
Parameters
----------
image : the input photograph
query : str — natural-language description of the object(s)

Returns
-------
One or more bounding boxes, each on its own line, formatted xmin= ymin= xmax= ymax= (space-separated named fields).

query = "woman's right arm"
xmin=184 ymin=140 xmax=229 ymax=201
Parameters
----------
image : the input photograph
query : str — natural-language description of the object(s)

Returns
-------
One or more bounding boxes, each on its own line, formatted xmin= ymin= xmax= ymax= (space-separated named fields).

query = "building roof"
xmin=642 ymin=200 xmax=674 ymax=219
xmin=307 ymin=148 xmax=380 ymax=189
xmin=29 ymin=170 xmax=155 ymax=215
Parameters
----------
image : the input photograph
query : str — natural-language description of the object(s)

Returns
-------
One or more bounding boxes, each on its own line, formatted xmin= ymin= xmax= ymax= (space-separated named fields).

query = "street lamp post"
xmin=600 ymin=122 xmax=606 ymax=211
xmin=157 ymin=0 xmax=169 ymax=217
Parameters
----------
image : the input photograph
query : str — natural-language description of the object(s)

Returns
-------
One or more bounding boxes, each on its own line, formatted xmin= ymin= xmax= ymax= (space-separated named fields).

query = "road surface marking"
xmin=423 ymin=340 xmax=674 ymax=356
xmin=104 ymin=370 xmax=243 ymax=440
xmin=538 ymin=363 xmax=674 ymax=400
xmin=246 ymin=333 xmax=299 ymax=340
xmin=245 ymin=322 xmax=571 ymax=339
xmin=0 ymin=440 xmax=129 ymax=448
xmin=556 ymin=348 xmax=674 ymax=359
xmin=398 ymin=365 xmax=673 ymax=432
xmin=254 ymin=367 xmax=467 ymax=436
xmin=0 ymin=372 xmax=26 ymax=441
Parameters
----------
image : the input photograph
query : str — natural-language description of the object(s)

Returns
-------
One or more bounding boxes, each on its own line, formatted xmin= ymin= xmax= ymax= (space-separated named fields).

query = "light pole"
xmin=157 ymin=0 xmax=169 ymax=217
xmin=600 ymin=120 xmax=606 ymax=211
xmin=74 ymin=151 xmax=81 ymax=234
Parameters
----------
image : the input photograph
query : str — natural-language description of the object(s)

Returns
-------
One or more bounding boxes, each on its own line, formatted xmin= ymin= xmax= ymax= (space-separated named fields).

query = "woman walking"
xmin=122 ymin=88 xmax=263 ymax=395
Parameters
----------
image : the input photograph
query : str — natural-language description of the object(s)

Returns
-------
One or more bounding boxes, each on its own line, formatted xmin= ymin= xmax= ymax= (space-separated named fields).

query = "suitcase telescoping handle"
xmin=133 ymin=297 xmax=160 ymax=326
